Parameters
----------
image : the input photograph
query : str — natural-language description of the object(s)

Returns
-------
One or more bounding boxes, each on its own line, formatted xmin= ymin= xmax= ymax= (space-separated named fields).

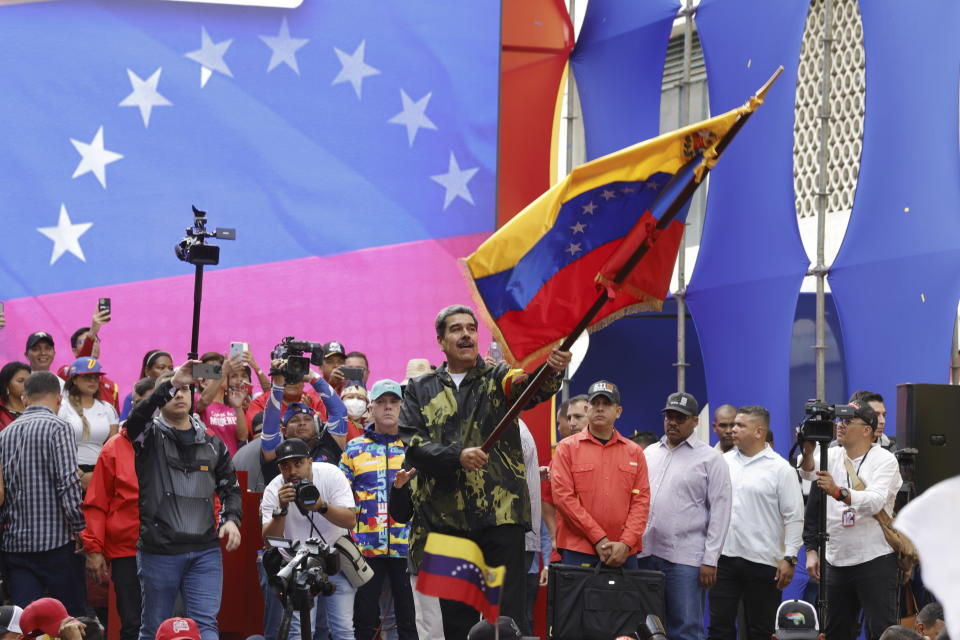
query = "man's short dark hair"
xmin=737 ymin=405 xmax=770 ymax=428
xmin=134 ymin=376 xmax=158 ymax=398
xmin=76 ymin=617 xmax=103 ymax=640
xmin=345 ymin=351 xmax=368 ymax=366
xmin=879 ymin=625 xmax=923 ymax=640
xmin=23 ymin=371 xmax=61 ymax=398
xmin=558 ymin=394 xmax=588 ymax=419
xmin=917 ymin=603 xmax=944 ymax=627
xmin=70 ymin=327 xmax=91 ymax=350
xmin=435 ymin=305 xmax=477 ymax=337
xmin=850 ymin=390 xmax=884 ymax=405
xmin=631 ymin=430 xmax=659 ymax=447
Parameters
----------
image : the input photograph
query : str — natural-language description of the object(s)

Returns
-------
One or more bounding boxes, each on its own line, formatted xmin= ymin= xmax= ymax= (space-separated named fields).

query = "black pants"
xmin=707 ymin=555 xmax=780 ymax=640
xmin=5 ymin=542 xmax=87 ymax=616
xmin=523 ymin=551 xmax=538 ymax=636
xmin=112 ymin=556 xmax=143 ymax=640
xmin=825 ymin=553 xmax=899 ymax=640
xmin=439 ymin=525 xmax=526 ymax=640
xmin=353 ymin=556 xmax=418 ymax=640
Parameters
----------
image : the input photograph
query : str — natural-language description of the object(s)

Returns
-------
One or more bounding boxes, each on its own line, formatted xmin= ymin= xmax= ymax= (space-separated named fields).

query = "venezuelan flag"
xmin=416 ymin=533 xmax=505 ymax=621
xmin=462 ymin=107 xmax=746 ymax=368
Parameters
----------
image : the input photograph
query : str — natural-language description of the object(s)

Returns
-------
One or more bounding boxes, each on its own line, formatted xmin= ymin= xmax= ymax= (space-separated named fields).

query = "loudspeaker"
xmin=897 ymin=383 xmax=960 ymax=494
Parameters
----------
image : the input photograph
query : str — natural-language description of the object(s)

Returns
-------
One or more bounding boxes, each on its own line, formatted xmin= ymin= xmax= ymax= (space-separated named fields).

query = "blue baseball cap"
xmin=282 ymin=402 xmax=315 ymax=425
xmin=69 ymin=357 xmax=105 ymax=376
xmin=370 ymin=379 xmax=403 ymax=402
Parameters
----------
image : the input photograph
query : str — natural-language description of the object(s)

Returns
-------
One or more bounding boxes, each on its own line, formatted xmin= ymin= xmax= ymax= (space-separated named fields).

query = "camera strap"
xmin=305 ymin=513 xmax=328 ymax=544
xmin=845 ymin=447 xmax=871 ymax=488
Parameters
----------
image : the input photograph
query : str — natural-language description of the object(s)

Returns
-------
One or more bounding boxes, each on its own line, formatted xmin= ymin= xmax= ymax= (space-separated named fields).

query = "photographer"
xmin=261 ymin=438 xmax=358 ymax=640
xmin=799 ymin=401 xmax=902 ymax=640
xmin=125 ymin=363 xmax=243 ymax=640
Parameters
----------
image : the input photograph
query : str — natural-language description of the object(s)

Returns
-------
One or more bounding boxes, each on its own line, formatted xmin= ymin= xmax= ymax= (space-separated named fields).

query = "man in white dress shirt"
xmin=707 ymin=406 xmax=804 ymax=640
xmin=800 ymin=401 xmax=902 ymax=640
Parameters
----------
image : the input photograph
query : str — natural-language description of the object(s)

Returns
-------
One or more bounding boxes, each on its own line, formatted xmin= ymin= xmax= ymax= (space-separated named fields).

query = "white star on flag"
xmin=431 ymin=152 xmax=478 ymax=210
xmin=37 ymin=204 xmax=93 ymax=265
xmin=119 ymin=68 xmax=171 ymax=128
xmin=582 ymin=202 xmax=597 ymax=215
xmin=70 ymin=126 xmax=123 ymax=189
xmin=601 ymin=189 xmax=616 ymax=200
xmin=570 ymin=222 xmax=586 ymax=234
xmin=566 ymin=242 xmax=582 ymax=256
xmin=185 ymin=26 xmax=233 ymax=88
xmin=645 ymin=179 xmax=661 ymax=190
xmin=260 ymin=17 xmax=309 ymax=75
xmin=332 ymin=40 xmax=380 ymax=99
xmin=388 ymin=89 xmax=438 ymax=146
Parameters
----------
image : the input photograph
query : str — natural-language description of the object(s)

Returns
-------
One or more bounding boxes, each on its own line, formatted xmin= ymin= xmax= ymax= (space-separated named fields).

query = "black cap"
xmin=849 ymin=401 xmax=878 ymax=429
xmin=25 ymin=331 xmax=54 ymax=351
xmin=662 ymin=391 xmax=699 ymax=416
xmin=322 ymin=341 xmax=346 ymax=358
xmin=467 ymin=617 xmax=522 ymax=640
xmin=0 ymin=605 xmax=23 ymax=635
xmin=775 ymin=600 xmax=819 ymax=639
xmin=587 ymin=380 xmax=620 ymax=404
xmin=275 ymin=438 xmax=311 ymax=463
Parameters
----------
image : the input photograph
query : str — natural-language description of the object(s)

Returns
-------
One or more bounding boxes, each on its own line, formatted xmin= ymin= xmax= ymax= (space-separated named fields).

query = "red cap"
xmin=155 ymin=618 xmax=201 ymax=640
xmin=20 ymin=598 xmax=68 ymax=638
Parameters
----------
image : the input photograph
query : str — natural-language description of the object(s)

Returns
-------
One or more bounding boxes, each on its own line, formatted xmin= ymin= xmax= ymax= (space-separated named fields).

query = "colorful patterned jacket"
xmin=339 ymin=426 xmax=410 ymax=558
xmin=398 ymin=357 xmax=562 ymax=567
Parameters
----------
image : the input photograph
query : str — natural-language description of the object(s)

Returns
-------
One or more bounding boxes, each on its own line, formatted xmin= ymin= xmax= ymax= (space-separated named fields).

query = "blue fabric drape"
xmin=829 ymin=0 xmax=960 ymax=428
xmin=570 ymin=0 xmax=679 ymax=161
xmin=685 ymin=0 xmax=811 ymax=453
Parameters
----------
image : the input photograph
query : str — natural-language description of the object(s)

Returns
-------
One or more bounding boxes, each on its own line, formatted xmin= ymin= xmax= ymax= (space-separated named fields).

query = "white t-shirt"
xmin=449 ymin=372 xmax=466 ymax=390
xmin=261 ymin=462 xmax=356 ymax=545
xmin=59 ymin=396 xmax=119 ymax=466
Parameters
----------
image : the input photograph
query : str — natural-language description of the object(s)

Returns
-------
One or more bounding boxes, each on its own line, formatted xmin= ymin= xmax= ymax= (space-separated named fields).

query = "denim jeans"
xmin=138 ymin=547 xmax=223 ymax=640
xmin=637 ymin=555 xmax=704 ymax=640
xmin=258 ymin=555 xmax=284 ymax=640
xmin=323 ymin=572 xmax=356 ymax=640
xmin=5 ymin=542 xmax=87 ymax=616
xmin=560 ymin=548 xmax=639 ymax=570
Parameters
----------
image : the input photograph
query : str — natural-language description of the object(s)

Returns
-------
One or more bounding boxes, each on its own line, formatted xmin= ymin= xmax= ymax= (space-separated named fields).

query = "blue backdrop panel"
xmin=568 ymin=298 xmax=707 ymax=439
xmin=685 ymin=0 xmax=811 ymax=453
xmin=790 ymin=293 xmax=847 ymax=429
xmin=829 ymin=0 xmax=960 ymax=432
xmin=570 ymin=0 xmax=679 ymax=161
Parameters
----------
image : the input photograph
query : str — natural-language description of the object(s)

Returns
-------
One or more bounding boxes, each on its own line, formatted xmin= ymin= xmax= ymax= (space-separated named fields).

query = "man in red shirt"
xmin=551 ymin=380 xmax=650 ymax=568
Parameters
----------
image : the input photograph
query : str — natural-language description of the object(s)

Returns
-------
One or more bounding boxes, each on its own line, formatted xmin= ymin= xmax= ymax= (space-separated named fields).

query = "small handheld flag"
xmin=416 ymin=533 xmax=505 ymax=622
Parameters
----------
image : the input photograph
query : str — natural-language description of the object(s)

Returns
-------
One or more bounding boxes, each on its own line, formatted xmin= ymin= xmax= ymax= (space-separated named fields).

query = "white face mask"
xmin=343 ymin=398 xmax=367 ymax=420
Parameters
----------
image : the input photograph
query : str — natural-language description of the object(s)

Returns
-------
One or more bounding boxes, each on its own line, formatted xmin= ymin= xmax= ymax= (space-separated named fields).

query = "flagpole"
xmin=480 ymin=67 xmax=783 ymax=453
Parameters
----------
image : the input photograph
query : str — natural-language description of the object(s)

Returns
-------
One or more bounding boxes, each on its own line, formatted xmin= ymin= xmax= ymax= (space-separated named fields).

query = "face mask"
xmin=343 ymin=398 xmax=367 ymax=420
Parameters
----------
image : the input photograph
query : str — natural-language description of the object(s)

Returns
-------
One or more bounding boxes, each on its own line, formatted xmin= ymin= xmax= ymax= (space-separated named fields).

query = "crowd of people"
xmin=0 ymin=303 xmax=945 ymax=640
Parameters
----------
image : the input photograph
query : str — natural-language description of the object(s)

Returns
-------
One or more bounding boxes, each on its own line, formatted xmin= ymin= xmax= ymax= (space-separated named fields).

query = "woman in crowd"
xmin=340 ymin=382 xmax=369 ymax=442
xmin=196 ymin=353 xmax=250 ymax=456
xmin=0 ymin=361 xmax=30 ymax=430
xmin=119 ymin=350 xmax=172 ymax=420
xmin=59 ymin=357 xmax=119 ymax=489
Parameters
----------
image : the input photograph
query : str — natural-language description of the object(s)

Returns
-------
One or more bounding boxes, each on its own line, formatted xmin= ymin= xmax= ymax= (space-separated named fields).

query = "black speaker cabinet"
xmin=897 ymin=383 xmax=959 ymax=494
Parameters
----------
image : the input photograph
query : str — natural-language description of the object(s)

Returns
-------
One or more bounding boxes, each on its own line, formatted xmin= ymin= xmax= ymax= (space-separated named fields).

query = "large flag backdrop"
xmin=0 ymin=0 xmax=501 ymax=388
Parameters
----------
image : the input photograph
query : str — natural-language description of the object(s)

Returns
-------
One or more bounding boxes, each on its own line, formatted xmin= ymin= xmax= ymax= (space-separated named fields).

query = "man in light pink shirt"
xmin=638 ymin=391 xmax=732 ymax=640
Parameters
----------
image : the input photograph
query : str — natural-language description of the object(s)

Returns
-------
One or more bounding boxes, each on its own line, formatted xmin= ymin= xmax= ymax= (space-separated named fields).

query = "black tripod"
xmin=277 ymin=590 xmax=313 ymax=640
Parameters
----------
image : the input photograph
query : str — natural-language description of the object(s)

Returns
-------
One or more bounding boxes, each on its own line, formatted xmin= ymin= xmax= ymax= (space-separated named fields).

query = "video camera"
xmin=797 ymin=399 xmax=856 ymax=443
xmin=270 ymin=337 xmax=324 ymax=384
xmin=175 ymin=206 xmax=235 ymax=266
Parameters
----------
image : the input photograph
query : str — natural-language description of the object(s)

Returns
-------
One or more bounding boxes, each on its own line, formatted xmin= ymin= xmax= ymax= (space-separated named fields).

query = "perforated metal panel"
xmin=793 ymin=0 xmax=865 ymax=219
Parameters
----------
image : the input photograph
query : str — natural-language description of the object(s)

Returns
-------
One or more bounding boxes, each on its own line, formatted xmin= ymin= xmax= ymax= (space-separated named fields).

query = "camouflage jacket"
xmin=398 ymin=357 xmax=561 ymax=564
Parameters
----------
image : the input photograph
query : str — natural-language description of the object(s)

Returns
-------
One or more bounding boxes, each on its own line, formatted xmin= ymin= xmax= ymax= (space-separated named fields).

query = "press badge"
xmin=841 ymin=508 xmax=855 ymax=528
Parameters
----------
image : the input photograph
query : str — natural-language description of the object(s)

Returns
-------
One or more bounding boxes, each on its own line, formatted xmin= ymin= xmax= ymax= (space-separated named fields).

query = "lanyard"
xmin=845 ymin=446 xmax=871 ymax=488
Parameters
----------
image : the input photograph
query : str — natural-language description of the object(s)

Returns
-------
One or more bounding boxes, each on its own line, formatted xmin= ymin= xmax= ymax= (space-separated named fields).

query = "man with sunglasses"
xmin=799 ymin=402 xmax=903 ymax=640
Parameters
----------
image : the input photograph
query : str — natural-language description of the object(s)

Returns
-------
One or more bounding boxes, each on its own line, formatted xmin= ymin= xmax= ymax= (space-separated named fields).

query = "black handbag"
xmin=546 ymin=562 xmax=666 ymax=640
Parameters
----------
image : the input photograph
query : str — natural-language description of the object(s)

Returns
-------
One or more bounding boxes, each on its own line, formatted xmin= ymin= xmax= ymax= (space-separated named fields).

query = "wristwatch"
xmin=783 ymin=555 xmax=797 ymax=567
xmin=836 ymin=487 xmax=851 ymax=502
xmin=318 ymin=500 xmax=329 ymax=515
xmin=271 ymin=505 xmax=287 ymax=519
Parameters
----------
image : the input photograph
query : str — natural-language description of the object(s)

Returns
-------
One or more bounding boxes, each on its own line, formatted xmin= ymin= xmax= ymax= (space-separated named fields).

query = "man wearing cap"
xmin=708 ymin=406 xmax=804 ymax=640
xmin=340 ymin=379 xmax=418 ymax=640
xmin=125 ymin=361 xmax=243 ymax=640
xmin=639 ymin=391 xmax=732 ymax=640
xmin=261 ymin=438 xmax=358 ymax=640
xmin=155 ymin=618 xmax=202 ymax=640
xmin=19 ymin=598 xmax=70 ymax=640
xmin=799 ymin=400 xmax=903 ymax=640
xmin=551 ymin=380 xmax=649 ymax=569
xmin=320 ymin=341 xmax=348 ymax=391
xmin=0 ymin=371 xmax=86 ymax=614
xmin=0 ymin=605 xmax=23 ymax=640
xmin=399 ymin=304 xmax=571 ymax=640
xmin=773 ymin=600 xmax=824 ymax=640
xmin=24 ymin=331 xmax=66 ymax=392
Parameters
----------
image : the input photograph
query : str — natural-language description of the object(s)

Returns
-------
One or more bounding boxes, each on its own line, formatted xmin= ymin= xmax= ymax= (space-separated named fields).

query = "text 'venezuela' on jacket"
xmin=398 ymin=357 xmax=562 ymax=566
xmin=125 ymin=379 xmax=242 ymax=555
